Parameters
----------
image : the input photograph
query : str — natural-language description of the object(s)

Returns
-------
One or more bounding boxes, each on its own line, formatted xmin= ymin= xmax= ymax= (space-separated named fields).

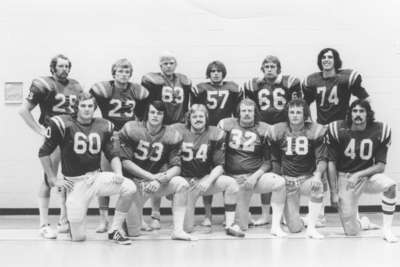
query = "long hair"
xmin=143 ymin=100 xmax=167 ymax=123
xmin=111 ymin=58 xmax=133 ymax=77
xmin=185 ymin=104 xmax=209 ymax=129
xmin=317 ymin=48 xmax=342 ymax=71
xmin=73 ymin=91 xmax=98 ymax=115
xmin=260 ymin=55 xmax=281 ymax=74
xmin=284 ymin=99 xmax=312 ymax=124
xmin=346 ymin=99 xmax=375 ymax=128
xmin=206 ymin=60 xmax=227 ymax=79
xmin=50 ymin=54 xmax=72 ymax=75
xmin=237 ymin=98 xmax=261 ymax=125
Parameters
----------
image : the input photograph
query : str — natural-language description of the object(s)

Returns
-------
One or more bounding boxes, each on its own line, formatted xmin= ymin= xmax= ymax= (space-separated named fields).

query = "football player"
xmin=219 ymin=99 xmax=287 ymax=236
xmin=327 ymin=99 xmax=397 ymax=242
xmin=243 ymin=55 xmax=301 ymax=226
xmin=89 ymin=58 xmax=149 ymax=233
xmin=38 ymin=92 xmax=136 ymax=245
xmin=119 ymin=100 xmax=196 ymax=241
xmin=140 ymin=53 xmax=193 ymax=229
xmin=172 ymin=104 xmax=244 ymax=237
xmin=191 ymin=60 xmax=243 ymax=227
xmin=19 ymin=54 xmax=83 ymax=238
xmin=267 ymin=99 xmax=327 ymax=239
xmin=303 ymin=48 xmax=369 ymax=226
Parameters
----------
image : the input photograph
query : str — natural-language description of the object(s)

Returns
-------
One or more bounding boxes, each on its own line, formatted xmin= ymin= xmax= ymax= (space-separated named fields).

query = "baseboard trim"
xmin=0 ymin=206 xmax=398 ymax=216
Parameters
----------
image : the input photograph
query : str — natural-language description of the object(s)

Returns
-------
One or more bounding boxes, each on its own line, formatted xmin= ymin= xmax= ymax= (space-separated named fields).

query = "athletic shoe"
xmin=108 ymin=230 xmax=132 ymax=245
xmin=39 ymin=224 xmax=57 ymax=239
xmin=226 ymin=224 xmax=245 ymax=238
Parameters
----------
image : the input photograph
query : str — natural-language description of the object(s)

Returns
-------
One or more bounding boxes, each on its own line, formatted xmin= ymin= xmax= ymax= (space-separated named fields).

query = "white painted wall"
xmin=0 ymin=0 xmax=399 ymax=208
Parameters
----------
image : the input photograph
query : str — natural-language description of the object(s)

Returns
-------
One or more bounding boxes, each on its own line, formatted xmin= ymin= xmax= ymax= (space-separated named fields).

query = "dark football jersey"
xmin=268 ymin=122 xmax=327 ymax=177
xmin=141 ymin=72 xmax=192 ymax=125
xmin=327 ymin=120 xmax=391 ymax=173
xmin=191 ymin=81 xmax=243 ymax=126
xmin=172 ymin=123 xmax=225 ymax=178
xmin=119 ymin=121 xmax=182 ymax=176
xmin=38 ymin=115 xmax=116 ymax=177
xmin=303 ymin=69 xmax=369 ymax=125
xmin=26 ymin=76 xmax=83 ymax=126
xmin=243 ymin=75 xmax=301 ymax=124
xmin=218 ymin=118 xmax=270 ymax=175
xmin=90 ymin=81 xmax=149 ymax=130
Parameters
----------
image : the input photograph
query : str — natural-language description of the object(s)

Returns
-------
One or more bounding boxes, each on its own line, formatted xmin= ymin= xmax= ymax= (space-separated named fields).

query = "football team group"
xmin=18 ymin=48 xmax=397 ymax=245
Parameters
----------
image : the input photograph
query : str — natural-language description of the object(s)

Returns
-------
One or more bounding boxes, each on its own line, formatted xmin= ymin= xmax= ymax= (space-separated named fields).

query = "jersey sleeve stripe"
xmin=36 ymin=77 xmax=51 ymax=91
xmin=329 ymin=122 xmax=337 ymax=141
xmin=51 ymin=116 xmax=65 ymax=137
xmin=191 ymin=85 xmax=199 ymax=96
xmin=97 ymin=83 xmax=109 ymax=98
xmin=349 ymin=70 xmax=359 ymax=87
xmin=287 ymin=76 xmax=295 ymax=88
xmin=314 ymin=124 xmax=324 ymax=139
xmin=143 ymin=74 xmax=156 ymax=84
xmin=140 ymin=85 xmax=149 ymax=99
xmin=302 ymin=77 xmax=308 ymax=88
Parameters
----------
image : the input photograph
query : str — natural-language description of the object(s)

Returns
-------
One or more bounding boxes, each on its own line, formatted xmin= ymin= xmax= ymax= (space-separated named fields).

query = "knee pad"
xmin=285 ymin=213 xmax=303 ymax=233
xmin=66 ymin=200 xmax=86 ymax=223
xmin=121 ymin=179 xmax=137 ymax=197
xmin=226 ymin=181 xmax=239 ymax=194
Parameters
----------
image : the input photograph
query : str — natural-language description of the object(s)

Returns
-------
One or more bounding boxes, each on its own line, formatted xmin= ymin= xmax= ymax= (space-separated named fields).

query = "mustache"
xmin=354 ymin=116 xmax=362 ymax=121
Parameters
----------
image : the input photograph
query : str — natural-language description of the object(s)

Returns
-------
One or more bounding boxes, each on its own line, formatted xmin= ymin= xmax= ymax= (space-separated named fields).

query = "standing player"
xmin=19 ymin=54 xmax=83 ymax=238
xmin=191 ymin=60 xmax=243 ymax=227
xmin=172 ymin=104 xmax=244 ymax=237
xmin=119 ymin=100 xmax=196 ymax=241
xmin=327 ymin=100 xmax=397 ymax=242
xmin=89 ymin=58 xmax=149 ymax=233
xmin=243 ymin=55 xmax=301 ymax=226
xmin=219 ymin=99 xmax=287 ymax=236
xmin=140 ymin=53 xmax=193 ymax=229
xmin=268 ymin=99 xmax=327 ymax=239
xmin=302 ymin=48 xmax=370 ymax=226
xmin=38 ymin=93 xmax=136 ymax=245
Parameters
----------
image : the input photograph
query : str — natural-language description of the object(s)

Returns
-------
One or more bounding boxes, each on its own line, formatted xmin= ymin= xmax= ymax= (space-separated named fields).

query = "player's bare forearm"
xmin=19 ymin=102 xmax=44 ymax=136
xmin=160 ymin=166 xmax=181 ymax=183
xmin=354 ymin=162 xmax=386 ymax=179
xmin=206 ymin=165 xmax=224 ymax=184
xmin=110 ymin=157 xmax=123 ymax=176
xmin=122 ymin=159 xmax=154 ymax=180
xmin=327 ymin=161 xmax=338 ymax=194
xmin=250 ymin=162 xmax=271 ymax=181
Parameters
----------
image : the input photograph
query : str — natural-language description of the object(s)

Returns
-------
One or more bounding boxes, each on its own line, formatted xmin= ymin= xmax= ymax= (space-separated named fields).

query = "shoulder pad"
xmin=164 ymin=126 xmax=183 ymax=144
xmin=130 ymin=82 xmax=149 ymax=100
xmin=340 ymin=69 xmax=361 ymax=87
xmin=142 ymin=73 xmax=165 ymax=85
xmin=270 ymin=122 xmax=288 ymax=141
xmin=50 ymin=115 xmax=72 ymax=137
xmin=308 ymin=122 xmax=327 ymax=140
xmin=91 ymin=81 xmax=113 ymax=98
xmin=304 ymin=72 xmax=321 ymax=88
xmin=209 ymin=126 xmax=225 ymax=141
xmin=378 ymin=122 xmax=391 ymax=143
xmin=257 ymin=122 xmax=271 ymax=136
xmin=243 ymin=78 xmax=258 ymax=92
xmin=32 ymin=76 xmax=54 ymax=92
xmin=282 ymin=75 xmax=300 ymax=89
xmin=169 ymin=123 xmax=186 ymax=132
xmin=218 ymin=118 xmax=238 ymax=132
xmin=94 ymin=118 xmax=114 ymax=133
xmin=121 ymin=121 xmax=145 ymax=141
xmin=223 ymin=81 xmax=240 ymax=92
xmin=176 ymin=73 xmax=191 ymax=86
xmin=194 ymin=82 xmax=209 ymax=94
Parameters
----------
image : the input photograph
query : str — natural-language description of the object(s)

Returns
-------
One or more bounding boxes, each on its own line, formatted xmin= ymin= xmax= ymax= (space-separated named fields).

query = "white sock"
xmin=307 ymin=201 xmax=322 ymax=230
xmin=38 ymin=197 xmax=50 ymax=227
xmin=271 ymin=202 xmax=284 ymax=229
xmin=262 ymin=205 xmax=270 ymax=217
xmin=173 ymin=206 xmax=186 ymax=233
xmin=99 ymin=210 xmax=108 ymax=221
xmin=110 ymin=211 xmax=127 ymax=232
xmin=225 ymin=211 xmax=235 ymax=228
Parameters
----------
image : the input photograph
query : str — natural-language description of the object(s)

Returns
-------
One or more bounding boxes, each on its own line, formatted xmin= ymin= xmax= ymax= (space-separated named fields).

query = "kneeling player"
xmin=172 ymin=104 xmax=244 ymax=237
xmin=268 ymin=99 xmax=327 ymax=239
xmin=39 ymin=93 xmax=136 ymax=245
xmin=120 ymin=100 xmax=196 ymax=241
xmin=219 ymin=99 xmax=286 ymax=236
xmin=327 ymin=99 xmax=397 ymax=242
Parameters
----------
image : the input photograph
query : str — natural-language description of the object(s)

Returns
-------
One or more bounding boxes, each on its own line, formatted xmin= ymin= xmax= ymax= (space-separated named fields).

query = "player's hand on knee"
xmin=243 ymin=177 xmax=257 ymax=190
xmin=194 ymin=179 xmax=211 ymax=194
xmin=112 ymin=174 xmax=125 ymax=184
xmin=52 ymin=178 xmax=74 ymax=191
xmin=346 ymin=173 xmax=360 ymax=190
xmin=310 ymin=177 xmax=322 ymax=192
xmin=145 ymin=180 xmax=161 ymax=193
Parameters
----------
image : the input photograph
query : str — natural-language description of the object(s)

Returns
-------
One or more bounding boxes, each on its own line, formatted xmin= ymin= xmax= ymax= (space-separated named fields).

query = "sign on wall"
xmin=4 ymin=82 xmax=23 ymax=104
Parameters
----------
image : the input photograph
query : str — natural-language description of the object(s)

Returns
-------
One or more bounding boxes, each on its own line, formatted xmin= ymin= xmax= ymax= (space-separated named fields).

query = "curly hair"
xmin=346 ymin=99 xmax=375 ymax=128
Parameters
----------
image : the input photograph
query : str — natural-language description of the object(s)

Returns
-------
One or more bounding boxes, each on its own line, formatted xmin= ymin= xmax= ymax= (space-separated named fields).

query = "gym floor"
xmin=0 ymin=213 xmax=399 ymax=267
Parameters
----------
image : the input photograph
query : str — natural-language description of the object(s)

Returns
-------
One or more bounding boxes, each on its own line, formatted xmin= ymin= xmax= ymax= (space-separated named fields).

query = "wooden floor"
xmin=1 ymin=213 xmax=399 ymax=267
